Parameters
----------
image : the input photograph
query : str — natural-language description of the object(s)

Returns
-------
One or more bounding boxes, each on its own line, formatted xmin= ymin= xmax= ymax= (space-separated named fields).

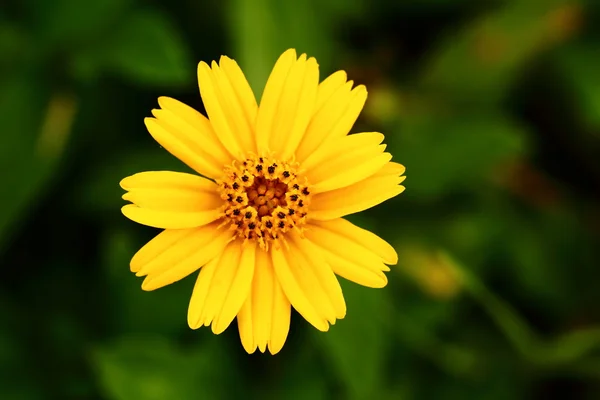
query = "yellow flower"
xmin=120 ymin=49 xmax=406 ymax=354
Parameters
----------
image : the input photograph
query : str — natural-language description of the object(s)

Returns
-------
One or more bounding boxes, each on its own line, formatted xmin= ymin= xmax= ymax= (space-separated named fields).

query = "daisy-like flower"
xmin=120 ymin=49 xmax=406 ymax=354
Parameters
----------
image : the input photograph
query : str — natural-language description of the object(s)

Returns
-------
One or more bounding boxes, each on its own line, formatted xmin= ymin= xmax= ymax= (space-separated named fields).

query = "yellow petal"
xmin=308 ymin=218 xmax=398 ymax=265
xmin=120 ymin=170 xmax=223 ymax=230
xmin=318 ymin=248 xmax=388 ymax=288
xmin=209 ymin=59 xmax=257 ymax=153
xmin=237 ymin=248 xmax=291 ymax=354
xmin=277 ymin=56 xmax=319 ymax=160
xmin=249 ymin=248 xmax=274 ymax=352
xmin=237 ymin=295 xmax=256 ymax=353
xmin=379 ymin=160 xmax=406 ymax=176
xmin=271 ymin=237 xmax=334 ymax=331
xmin=309 ymin=162 xmax=406 ymax=220
xmin=121 ymin=171 xmax=222 ymax=216
xmin=121 ymin=204 xmax=221 ymax=230
xmin=295 ymin=83 xmax=367 ymax=162
xmin=197 ymin=61 xmax=245 ymax=159
xmin=129 ymin=228 xmax=192 ymax=274
xmin=144 ymin=117 xmax=224 ymax=179
xmin=120 ymin=170 xmax=216 ymax=191
xmin=196 ymin=241 xmax=243 ymax=327
xmin=307 ymin=143 xmax=392 ymax=193
xmin=135 ymin=223 xmax=233 ymax=291
xmin=304 ymin=219 xmax=396 ymax=288
xmin=267 ymin=278 xmax=291 ymax=355
xmin=291 ymin=235 xmax=346 ymax=319
xmin=255 ymin=49 xmax=297 ymax=154
xmin=150 ymin=110 xmax=224 ymax=176
xmin=267 ymin=53 xmax=307 ymax=154
xmin=315 ymin=70 xmax=347 ymax=111
xmin=155 ymin=97 xmax=231 ymax=168
xmin=187 ymin=240 xmax=256 ymax=332
xmin=211 ymin=241 xmax=256 ymax=334
xmin=187 ymin=256 xmax=219 ymax=329
xmin=301 ymin=131 xmax=384 ymax=173
xmin=219 ymin=56 xmax=258 ymax=134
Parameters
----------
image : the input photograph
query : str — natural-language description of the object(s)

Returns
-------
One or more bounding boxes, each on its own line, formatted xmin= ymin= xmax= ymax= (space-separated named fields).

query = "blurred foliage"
xmin=1 ymin=0 xmax=600 ymax=399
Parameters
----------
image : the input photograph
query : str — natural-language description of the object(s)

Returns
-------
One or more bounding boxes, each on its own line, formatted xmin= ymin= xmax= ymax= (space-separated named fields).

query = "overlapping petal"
xmin=144 ymin=98 xmax=230 ymax=179
xmin=187 ymin=240 xmax=256 ymax=333
xmin=129 ymin=222 xmax=234 ymax=291
xmin=197 ymin=57 xmax=258 ymax=159
xmin=120 ymin=171 xmax=223 ymax=229
xmin=237 ymin=248 xmax=291 ymax=355
xmin=271 ymin=233 xmax=345 ymax=331
xmin=255 ymin=49 xmax=319 ymax=158
xmin=309 ymin=162 xmax=406 ymax=220
xmin=295 ymin=72 xmax=368 ymax=163
xmin=304 ymin=218 xmax=397 ymax=288
xmin=303 ymin=133 xmax=392 ymax=193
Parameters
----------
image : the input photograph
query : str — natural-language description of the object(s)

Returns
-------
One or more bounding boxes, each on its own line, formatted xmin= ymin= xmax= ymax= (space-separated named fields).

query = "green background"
xmin=2 ymin=0 xmax=600 ymax=398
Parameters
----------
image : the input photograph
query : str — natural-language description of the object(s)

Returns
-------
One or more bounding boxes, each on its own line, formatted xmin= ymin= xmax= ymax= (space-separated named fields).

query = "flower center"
xmin=217 ymin=155 xmax=311 ymax=250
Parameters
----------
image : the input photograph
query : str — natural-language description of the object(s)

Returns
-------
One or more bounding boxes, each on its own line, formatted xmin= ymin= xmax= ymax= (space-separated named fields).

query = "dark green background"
xmin=2 ymin=0 xmax=600 ymax=398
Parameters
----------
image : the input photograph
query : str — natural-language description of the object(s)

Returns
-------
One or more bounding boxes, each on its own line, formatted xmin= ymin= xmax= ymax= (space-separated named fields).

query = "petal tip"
xmin=120 ymin=204 xmax=134 ymax=217
xmin=143 ymin=117 xmax=157 ymax=129
xmin=241 ymin=340 xmax=257 ymax=354
xmin=387 ymin=248 xmax=399 ymax=266
xmin=121 ymin=191 xmax=132 ymax=202
xmin=268 ymin=342 xmax=284 ymax=355
xmin=119 ymin=176 xmax=131 ymax=190
xmin=187 ymin=316 xmax=202 ymax=330
xmin=354 ymin=84 xmax=368 ymax=95
xmin=141 ymin=277 xmax=157 ymax=291
xmin=283 ymin=48 xmax=297 ymax=57
xmin=197 ymin=60 xmax=210 ymax=70
xmin=156 ymin=96 xmax=171 ymax=108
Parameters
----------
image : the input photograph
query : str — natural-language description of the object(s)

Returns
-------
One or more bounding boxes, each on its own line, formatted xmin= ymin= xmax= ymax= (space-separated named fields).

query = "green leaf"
xmin=100 ymin=10 xmax=193 ymax=87
xmin=92 ymin=336 xmax=231 ymax=400
xmin=315 ymin=281 xmax=390 ymax=400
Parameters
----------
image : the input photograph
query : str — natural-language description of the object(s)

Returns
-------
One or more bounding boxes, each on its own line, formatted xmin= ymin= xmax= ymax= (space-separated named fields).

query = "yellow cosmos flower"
xmin=120 ymin=49 xmax=406 ymax=354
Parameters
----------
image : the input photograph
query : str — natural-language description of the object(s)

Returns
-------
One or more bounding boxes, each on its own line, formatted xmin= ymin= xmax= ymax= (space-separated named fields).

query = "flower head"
xmin=120 ymin=49 xmax=406 ymax=354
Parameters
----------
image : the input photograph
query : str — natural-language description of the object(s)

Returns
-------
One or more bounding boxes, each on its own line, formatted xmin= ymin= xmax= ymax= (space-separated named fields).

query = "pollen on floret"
xmin=217 ymin=154 xmax=311 ymax=250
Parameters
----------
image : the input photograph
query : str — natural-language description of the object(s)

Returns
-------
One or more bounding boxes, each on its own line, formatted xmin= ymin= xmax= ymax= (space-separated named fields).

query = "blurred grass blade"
xmin=227 ymin=0 xmax=336 ymax=95
xmin=445 ymin=252 xmax=600 ymax=368
xmin=227 ymin=0 xmax=277 ymax=94
xmin=315 ymin=282 xmax=389 ymax=400
xmin=36 ymin=93 xmax=78 ymax=160
xmin=442 ymin=251 xmax=540 ymax=359
xmin=0 ymin=77 xmax=75 ymax=255
xmin=537 ymin=327 xmax=600 ymax=365
xmin=393 ymin=313 xmax=479 ymax=377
